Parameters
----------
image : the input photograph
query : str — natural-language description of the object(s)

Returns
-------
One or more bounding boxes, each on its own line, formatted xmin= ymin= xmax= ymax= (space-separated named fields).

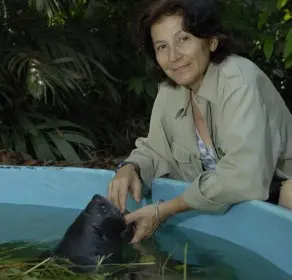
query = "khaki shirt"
xmin=125 ymin=55 xmax=292 ymax=213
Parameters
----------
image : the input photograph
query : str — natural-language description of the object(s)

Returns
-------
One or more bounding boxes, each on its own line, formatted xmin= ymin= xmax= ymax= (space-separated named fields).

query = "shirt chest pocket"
xmin=171 ymin=141 xmax=201 ymax=181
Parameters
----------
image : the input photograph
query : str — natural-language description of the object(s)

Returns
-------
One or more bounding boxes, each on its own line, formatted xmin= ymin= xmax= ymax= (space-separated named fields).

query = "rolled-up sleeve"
xmin=124 ymin=85 xmax=173 ymax=196
xmin=182 ymin=83 xmax=281 ymax=213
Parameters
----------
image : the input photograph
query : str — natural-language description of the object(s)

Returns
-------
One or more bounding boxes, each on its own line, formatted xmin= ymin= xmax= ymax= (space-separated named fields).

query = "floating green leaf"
xmin=174 ymin=264 xmax=184 ymax=272
xmin=139 ymin=255 xmax=155 ymax=263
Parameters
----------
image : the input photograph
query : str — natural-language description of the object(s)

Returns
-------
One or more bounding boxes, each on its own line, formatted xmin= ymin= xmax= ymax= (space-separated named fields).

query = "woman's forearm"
xmin=158 ymin=196 xmax=193 ymax=221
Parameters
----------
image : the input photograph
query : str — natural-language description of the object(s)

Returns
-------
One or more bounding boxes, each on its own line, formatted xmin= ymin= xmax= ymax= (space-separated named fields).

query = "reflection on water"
xmin=0 ymin=203 xmax=291 ymax=280
xmin=154 ymin=224 xmax=292 ymax=280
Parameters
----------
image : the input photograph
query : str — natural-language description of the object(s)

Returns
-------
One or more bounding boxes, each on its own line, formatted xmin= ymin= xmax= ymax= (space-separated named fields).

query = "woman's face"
xmin=151 ymin=14 xmax=217 ymax=90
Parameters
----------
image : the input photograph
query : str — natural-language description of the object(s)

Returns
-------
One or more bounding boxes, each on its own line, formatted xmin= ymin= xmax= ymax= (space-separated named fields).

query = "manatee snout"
xmin=121 ymin=220 xmax=135 ymax=244
xmin=49 ymin=194 xmax=136 ymax=273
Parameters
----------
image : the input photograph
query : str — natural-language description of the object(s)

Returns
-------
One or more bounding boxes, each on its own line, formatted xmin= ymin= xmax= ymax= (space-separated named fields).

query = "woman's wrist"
xmin=158 ymin=196 xmax=192 ymax=221
xmin=116 ymin=161 xmax=138 ymax=173
xmin=116 ymin=161 xmax=143 ymax=182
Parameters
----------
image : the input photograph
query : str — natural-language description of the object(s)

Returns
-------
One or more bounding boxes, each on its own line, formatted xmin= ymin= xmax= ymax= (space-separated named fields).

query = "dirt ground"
xmin=0 ymin=149 xmax=126 ymax=170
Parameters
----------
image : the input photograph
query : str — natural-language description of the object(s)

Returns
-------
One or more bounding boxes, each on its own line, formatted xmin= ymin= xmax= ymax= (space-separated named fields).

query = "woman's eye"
xmin=181 ymin=36 xmax=189 ymax=42
xmin=157 ymin=44 xmax=166 ymax=51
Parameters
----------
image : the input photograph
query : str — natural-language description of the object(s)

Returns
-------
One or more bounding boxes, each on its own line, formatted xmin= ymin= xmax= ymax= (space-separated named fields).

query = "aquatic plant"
xmin=0 ymin=241 xmax=177 ymax=280
xmin=0 ymin=239 xmax=237 ymax=280
xmin=0 ymin=255 xmax=157 ymax=280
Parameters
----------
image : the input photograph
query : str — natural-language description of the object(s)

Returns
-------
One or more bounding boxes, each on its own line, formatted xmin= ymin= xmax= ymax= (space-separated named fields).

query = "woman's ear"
xmin=209 ymin=37 xmax=219 ymax=52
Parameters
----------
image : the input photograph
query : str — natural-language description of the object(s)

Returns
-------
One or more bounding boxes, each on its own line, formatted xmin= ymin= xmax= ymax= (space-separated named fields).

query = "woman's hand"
xmin=124 ymin=196 xmax=192 ymax=244
xmin=124 ymin=204 xmax=168 ymax=244
xmin=108 ymin=163 xmax=142 ymax=213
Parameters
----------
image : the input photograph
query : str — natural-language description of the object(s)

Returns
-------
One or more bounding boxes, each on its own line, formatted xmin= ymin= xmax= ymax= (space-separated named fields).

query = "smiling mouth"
xmin=173 ymin=64 xmax=189 ymax=71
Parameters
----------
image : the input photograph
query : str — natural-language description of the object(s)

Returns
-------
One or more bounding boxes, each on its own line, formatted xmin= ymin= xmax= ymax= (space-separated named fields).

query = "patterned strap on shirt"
xmin=195 ymin=127 xmax=217 ymax=171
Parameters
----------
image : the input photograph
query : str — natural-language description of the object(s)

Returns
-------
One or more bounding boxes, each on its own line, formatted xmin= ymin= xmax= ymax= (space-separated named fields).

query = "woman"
xmin=107 ymin=0 xmax=292 ymax=244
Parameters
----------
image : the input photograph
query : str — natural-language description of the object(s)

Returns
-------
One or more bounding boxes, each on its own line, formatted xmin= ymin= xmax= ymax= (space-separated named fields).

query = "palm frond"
xmin=0 ymin=6 xmax=121 ymax=107
xmin=0 ymin=111 xmax=97 ymax=161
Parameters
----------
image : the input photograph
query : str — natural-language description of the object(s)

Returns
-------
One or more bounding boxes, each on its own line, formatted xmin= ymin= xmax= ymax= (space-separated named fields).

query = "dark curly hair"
xmin=135 ymin=0 xmax=239 ymax=88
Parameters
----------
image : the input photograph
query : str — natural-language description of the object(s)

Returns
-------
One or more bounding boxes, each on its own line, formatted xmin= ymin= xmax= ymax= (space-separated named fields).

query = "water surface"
xmin=0 ymin=203 xmax=291 ymax=280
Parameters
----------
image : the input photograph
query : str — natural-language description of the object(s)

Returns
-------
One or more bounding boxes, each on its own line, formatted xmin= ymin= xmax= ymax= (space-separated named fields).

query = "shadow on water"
xmin=0 ymin=203 xmax=291 ymax=280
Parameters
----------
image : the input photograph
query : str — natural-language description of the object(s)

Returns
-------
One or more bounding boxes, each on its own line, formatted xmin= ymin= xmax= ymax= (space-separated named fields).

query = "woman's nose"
xmin=168 ymin=46 xmax=182 ymax=62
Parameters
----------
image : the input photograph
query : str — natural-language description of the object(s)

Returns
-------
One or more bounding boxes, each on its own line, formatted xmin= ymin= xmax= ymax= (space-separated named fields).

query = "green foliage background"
xmin=0 ymin=0 xmax=291 ymax=161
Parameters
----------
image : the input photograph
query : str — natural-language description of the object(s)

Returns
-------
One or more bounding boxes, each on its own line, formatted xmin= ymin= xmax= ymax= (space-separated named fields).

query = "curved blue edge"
xmin=0 ymin=165 xmax=292 ymax=279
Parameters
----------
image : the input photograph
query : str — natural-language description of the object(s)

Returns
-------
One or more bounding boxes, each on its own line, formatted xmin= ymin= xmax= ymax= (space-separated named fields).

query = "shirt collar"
xmin=175 ymin=61 xmax=219 ymax=119
xmin=175 ymin=87 xmax=191 ymax=119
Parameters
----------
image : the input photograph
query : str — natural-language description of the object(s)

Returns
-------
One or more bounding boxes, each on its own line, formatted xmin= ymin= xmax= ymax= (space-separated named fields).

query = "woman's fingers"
xmin=130 ymin=223 xmax=147 ymax=244
xmin=124 ymin=212 xmax=140 ymax=243
xmin=108 ymin=179 xmax=121 ymax=210
xmin=107 ymin=180 xmax=113 ymax=200
xmin=118 ymin=182 xmax=129 ymax=213
xmin=124 ymin=205 xmax=158 ymax=244
xmin=131 ymin=176 xmax=142 ymax=203
xmin=107 ymin=164 xmax=142 ymax=212
xmin=108 ymin=177 xmax=131 ymax=212
xmin=124 ymin=210 xmax=137 ymax=224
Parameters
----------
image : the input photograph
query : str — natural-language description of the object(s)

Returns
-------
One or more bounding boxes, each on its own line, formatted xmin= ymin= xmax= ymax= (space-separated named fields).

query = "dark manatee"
xmin=47 ymin=194 xmax=135 ymax=273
